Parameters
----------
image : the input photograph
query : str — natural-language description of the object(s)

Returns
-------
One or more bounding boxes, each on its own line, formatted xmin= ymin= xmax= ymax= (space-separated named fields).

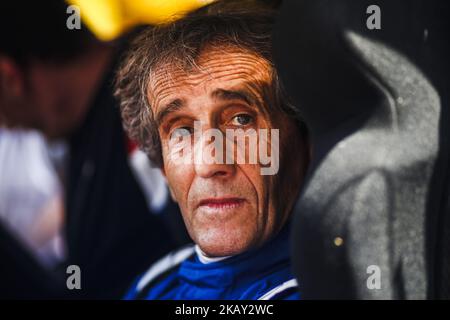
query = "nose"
xmin=193 ymin=129 xmax=236 ymax=179
xmin=194 ymin=160 xmax=236 ymax=179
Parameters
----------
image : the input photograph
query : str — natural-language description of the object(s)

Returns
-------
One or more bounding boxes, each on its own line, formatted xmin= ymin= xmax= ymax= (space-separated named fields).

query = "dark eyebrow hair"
xmin=155 ymin=98 xmax=185 ymax=127
xmin=211 ymin=88 xmax=257 ymax=106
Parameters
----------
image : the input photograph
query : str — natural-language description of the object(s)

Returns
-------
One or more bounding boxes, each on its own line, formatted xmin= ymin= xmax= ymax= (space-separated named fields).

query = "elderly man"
xmin=115 ymin=0 xmax=309 ymax=300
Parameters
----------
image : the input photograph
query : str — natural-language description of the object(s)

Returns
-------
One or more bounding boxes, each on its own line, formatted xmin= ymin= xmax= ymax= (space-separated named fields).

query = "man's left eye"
xmin=231 ymin=114 xmax=253 ymax=126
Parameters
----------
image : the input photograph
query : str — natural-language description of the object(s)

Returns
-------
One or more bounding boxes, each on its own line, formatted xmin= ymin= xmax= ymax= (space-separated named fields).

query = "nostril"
xmin=214 ymin=170 xmax=228 ymax=177
xmin=194 ymin=163 xmax=235 ymax=179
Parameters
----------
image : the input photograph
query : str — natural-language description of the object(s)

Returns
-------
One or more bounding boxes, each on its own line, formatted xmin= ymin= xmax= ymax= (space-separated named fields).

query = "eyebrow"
xmin=155 ymin=88 xmax=258 ymax=127
xmin=155 ymin=98 xmax=185 ymax=127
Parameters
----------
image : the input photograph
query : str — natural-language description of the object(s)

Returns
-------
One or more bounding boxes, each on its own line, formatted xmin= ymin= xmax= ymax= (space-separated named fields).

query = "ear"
xmin=0 ymin=56 xmax=25 ymax=98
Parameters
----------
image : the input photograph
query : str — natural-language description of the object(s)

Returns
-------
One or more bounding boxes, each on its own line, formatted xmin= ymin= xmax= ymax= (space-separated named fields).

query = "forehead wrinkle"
xmin=157 ymin=64 xmax=271 ymax=94
xmin=151 ymin=47 xmax=271 ymax=88
xmin=148 ymin=67 xmax=186 ymax=112
xmin=199 ymin=56 xmax=271 ymax=75
xmin=199 ymin=61 xmax=271 ymax=86
xmin=198 ymin=45 xmax=272 ymax=72
xmin=154 ymin=59 xmax=268 ymax=88
xmin=148 ymin=45 xmax=274 ymax=118
xmin=211 ymin=88 xmax=255 ymax=106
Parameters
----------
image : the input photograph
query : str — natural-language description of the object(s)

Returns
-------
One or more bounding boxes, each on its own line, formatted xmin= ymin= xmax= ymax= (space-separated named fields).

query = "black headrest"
xmin=273 ymin=0 xmax=449 ymax=299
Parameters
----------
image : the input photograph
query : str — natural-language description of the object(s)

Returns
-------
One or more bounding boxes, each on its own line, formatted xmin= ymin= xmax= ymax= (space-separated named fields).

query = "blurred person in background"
xmin=0 ymin=0 xmax=189 ymax=298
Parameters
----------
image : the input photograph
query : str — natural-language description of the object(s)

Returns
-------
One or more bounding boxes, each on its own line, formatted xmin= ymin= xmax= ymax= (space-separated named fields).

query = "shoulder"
xmin=124 ymin=244 xmax=196 ymax=299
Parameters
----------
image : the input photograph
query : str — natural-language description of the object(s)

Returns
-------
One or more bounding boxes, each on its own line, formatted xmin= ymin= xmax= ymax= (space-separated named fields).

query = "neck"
xmin=195 ymin=245 xmax=232 ymax=264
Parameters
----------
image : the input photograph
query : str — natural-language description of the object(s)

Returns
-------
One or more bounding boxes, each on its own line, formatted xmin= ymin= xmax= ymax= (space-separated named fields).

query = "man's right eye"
xmin=170 ymin=127 xmax=193 ymax=138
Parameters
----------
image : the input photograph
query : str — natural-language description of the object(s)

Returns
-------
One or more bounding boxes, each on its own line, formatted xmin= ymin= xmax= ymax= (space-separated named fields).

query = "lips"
xmin=197 ymin=197 xmax=246 ymax=210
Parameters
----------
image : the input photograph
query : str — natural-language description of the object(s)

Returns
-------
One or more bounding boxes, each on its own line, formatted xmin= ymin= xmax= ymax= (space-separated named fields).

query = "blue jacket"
xmin=124 ymin=224 xmax=300 ymax=300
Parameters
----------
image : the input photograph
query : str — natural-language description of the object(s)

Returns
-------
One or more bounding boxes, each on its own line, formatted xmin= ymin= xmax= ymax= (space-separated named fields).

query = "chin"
xmin=195 ymin=226 xmax=256 ymax=258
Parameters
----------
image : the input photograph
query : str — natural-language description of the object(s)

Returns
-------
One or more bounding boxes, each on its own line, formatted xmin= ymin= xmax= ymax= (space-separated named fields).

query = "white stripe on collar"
xmin=258 ymin=278 xmax=298 ymax=300
xmin=195 ymin=245 xmax=232 ymax=264
xmin=137 ymin=245 xmax=195 ymax=292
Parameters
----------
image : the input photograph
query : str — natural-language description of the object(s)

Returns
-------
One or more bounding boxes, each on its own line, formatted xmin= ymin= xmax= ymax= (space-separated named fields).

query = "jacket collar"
xmin=178 ymin=223 xmax=292 ymax=288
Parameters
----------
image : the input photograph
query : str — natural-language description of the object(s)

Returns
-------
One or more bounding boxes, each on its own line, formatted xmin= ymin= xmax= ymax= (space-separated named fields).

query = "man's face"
xmin=0 ymin=46 xmax=111 ymax=138
xmin=0 ymin=59 xmax=91 ymax=137
xmin=149 ymin=45 xmax=307 ymax=257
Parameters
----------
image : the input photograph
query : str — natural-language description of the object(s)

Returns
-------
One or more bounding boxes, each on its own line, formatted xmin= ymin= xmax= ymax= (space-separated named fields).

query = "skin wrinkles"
xmin=147 ymin=45 xmax=306 ymax=257
xmin=149 ymin=47 xmax=271 ymax=107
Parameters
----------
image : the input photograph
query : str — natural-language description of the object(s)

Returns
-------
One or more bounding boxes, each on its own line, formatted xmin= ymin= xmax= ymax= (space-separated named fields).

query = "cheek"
xmin=274 ymin=125 xmax=306 ymax=217
xmin=162 ymin=144 xmax=194 ymax=208
xmin=29 ymin=74 xmax=70 ymax=135
xmin=29 ymin=69 xmax=57 ymax=112
xmin=238 ymin=164 xmax=270 ymax=213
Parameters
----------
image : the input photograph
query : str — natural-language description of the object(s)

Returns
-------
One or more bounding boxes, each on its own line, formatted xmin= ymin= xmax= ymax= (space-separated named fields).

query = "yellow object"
xmin=67 ymin=0 xmax=215 ymax=41
xmin=333 ymin=237 xmax=344 ymax=247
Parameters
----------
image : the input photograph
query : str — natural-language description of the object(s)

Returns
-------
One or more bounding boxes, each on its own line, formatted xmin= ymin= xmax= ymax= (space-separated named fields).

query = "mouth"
xmin=197 ymin=197 xmax=246 ymax=211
